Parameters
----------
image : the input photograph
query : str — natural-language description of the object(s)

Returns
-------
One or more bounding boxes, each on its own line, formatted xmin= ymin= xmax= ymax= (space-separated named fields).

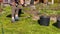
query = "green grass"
xmin=0 ymin=4 xmax=60 ymax=34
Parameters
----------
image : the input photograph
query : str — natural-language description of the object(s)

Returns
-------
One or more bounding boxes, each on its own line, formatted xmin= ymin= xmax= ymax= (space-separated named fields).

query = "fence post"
xmin=52 ymin=0 xmax=54 ymax=4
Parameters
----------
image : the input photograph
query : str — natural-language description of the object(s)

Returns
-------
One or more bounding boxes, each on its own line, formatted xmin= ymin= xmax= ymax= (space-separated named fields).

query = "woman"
xmin=11 ymin=0 xmax=24 ymax=23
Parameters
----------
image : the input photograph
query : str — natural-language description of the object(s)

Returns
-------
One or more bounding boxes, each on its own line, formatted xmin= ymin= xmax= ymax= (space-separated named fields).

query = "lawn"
xmin=0 ymin=3 xmax=60 ymax=34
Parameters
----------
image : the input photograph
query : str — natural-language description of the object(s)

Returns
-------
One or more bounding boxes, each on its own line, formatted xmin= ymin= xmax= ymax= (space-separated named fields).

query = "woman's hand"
xmin=19 ymin=0 xmax=24 ymax=5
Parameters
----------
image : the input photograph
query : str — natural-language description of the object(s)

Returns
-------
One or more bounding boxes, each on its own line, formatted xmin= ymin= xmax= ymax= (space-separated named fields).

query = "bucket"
xmin=38 ymin=15 xmax=50 ymax=26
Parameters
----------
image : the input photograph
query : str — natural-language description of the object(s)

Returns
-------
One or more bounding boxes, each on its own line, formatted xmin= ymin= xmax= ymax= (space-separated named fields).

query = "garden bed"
xmin=0 ymin=3 xmax=60 ymax=34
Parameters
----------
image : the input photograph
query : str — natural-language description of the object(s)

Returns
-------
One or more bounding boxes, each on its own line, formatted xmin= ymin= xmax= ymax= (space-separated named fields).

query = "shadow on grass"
xmin=6 ymin=9 xmax=24 ymax=18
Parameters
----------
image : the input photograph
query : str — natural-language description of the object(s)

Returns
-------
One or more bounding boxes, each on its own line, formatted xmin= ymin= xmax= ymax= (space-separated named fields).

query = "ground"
xmin=0 ymin=3 xmax=60 ymax=34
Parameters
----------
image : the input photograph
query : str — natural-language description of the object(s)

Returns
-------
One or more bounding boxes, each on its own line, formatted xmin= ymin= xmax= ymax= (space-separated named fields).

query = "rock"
xmin=50 ymin=17 xmax=57 ymax=22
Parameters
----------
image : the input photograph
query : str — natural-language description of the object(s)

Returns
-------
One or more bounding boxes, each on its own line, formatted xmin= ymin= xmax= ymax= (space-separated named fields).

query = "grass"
xmin=0 ymin=4 xmax=60 ymax=34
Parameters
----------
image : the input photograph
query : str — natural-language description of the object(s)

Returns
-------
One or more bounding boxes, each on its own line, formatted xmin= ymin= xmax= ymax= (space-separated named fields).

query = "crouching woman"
xmin=11 ymin=0 xmax=24 ymax=23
